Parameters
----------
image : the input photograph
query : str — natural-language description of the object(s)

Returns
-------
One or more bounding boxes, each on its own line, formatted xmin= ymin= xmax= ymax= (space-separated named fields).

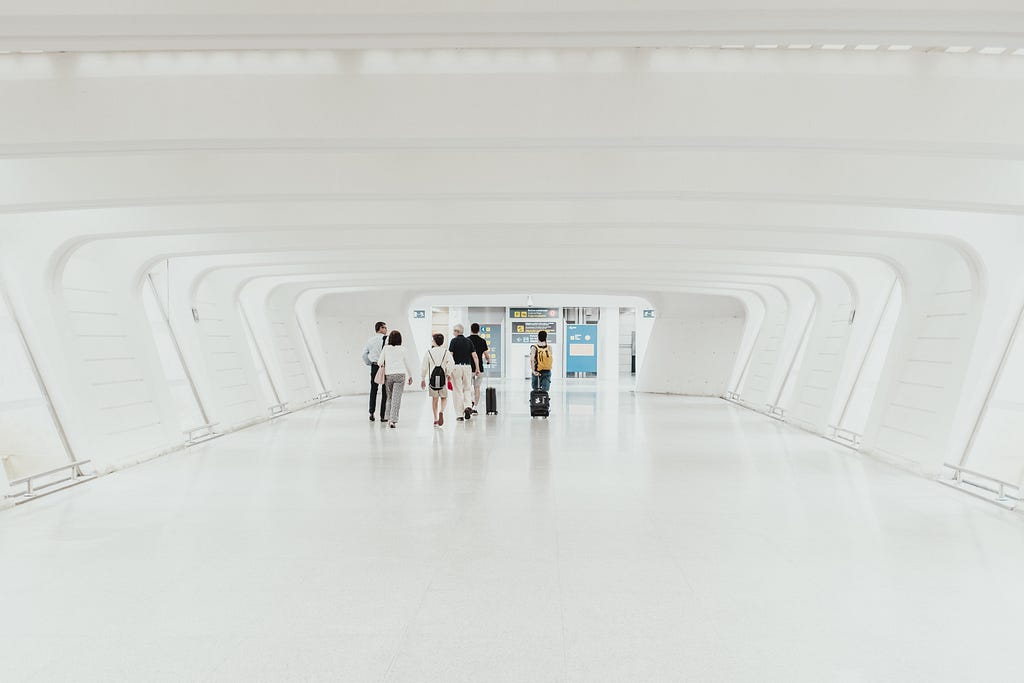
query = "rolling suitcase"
xmin=530 ymin=389 xmax=550 ymax=418
xmin=486 ymin=386 xmax=498 ymax=415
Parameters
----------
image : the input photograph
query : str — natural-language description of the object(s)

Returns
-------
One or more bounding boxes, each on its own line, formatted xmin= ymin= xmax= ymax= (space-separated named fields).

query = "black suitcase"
xmin=486 ymin=387 xmax=498 ymax=415
xmin=530 ymin=390 xmax=550 ymax=418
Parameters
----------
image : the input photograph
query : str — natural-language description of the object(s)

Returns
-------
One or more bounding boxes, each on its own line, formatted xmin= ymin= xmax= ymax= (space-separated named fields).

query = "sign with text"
xmin=509 ymin=307 xmax=559 ymax=320
xmin=643 ymin=309 xmax=655 ymax=319
xmin=565 ymin=325 xmax=598 ymax=374
xmin=412 ymin=309 xmax=426 ymax=319
xmin=511 ymin=320 xmax=557 ymax=344
xmin=479 ymin=324 xmax=502 ymax=377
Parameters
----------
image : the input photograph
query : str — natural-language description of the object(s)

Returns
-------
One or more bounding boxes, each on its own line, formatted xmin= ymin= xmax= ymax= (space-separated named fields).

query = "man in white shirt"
xmin=361 ymin=321 xmax=388 ymax=422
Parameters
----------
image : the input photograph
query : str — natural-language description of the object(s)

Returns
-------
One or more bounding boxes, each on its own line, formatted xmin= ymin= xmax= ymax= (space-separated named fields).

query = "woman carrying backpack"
xmin=421 ymin=333 xmax=456 ymax=427
xmin=377 ymin=330 xmax=415 ymax=428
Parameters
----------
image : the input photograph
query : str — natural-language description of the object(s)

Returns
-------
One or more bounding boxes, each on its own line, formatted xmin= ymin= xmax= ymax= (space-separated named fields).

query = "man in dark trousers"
xmin=448 ymin=324 xmax=479 ymax=421
xmin=361 ymin=321 xmax=388 ymax=422
xmin=468 ymin=322 xmax=491 ymax=413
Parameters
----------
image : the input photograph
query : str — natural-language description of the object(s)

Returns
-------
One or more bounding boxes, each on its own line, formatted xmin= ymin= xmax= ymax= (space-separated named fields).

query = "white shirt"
xmin=362 ymin=334 xmax=387 ymax=365
xmin=421 ymin=346 xmax=455 ymax=381
xmin=378 ymin=345 xmax=415 ymax=377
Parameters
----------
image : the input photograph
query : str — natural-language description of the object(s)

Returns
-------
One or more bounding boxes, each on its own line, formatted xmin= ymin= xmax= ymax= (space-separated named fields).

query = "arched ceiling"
xmin=1 ymin=11 xmax=1021 ymax=319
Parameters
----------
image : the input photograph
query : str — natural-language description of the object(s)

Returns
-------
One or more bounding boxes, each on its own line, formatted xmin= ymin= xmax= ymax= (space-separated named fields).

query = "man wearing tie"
xmin=361 ymin=321 xmax=388 ymax=422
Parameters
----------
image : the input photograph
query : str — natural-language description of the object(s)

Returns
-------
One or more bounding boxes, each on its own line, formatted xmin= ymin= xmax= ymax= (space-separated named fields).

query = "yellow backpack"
xmin=534 ymin=344 xmax=553 ymax=371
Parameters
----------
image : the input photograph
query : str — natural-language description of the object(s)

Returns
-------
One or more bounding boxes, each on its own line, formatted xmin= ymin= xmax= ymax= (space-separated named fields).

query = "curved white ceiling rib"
xmin=6 ymin=150 xmax=1024 ymax=217
xmin=2 ymin=3 xmax=1024 ymax=51
xmin=150 ymin=247 xmax=870 ymax=293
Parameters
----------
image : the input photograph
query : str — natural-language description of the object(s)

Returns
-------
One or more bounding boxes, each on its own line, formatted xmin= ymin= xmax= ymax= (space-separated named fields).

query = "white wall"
xmin=636 ymin=293 xmax=746 ymax=396
xmin=312 ymin=290 xmax=416 ymax=396
xmin=0 ymin=284 xmax=68 ymax=484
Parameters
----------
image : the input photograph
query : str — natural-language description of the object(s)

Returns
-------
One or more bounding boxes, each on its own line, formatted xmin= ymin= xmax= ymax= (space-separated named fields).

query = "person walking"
xmin=530 ymin=329 xmax=553 ymax=392
xmin=468 ymin=322 xmax=491 ymax=414
xmin=421 ymin=332 xmax=455 ymax=427
xmin=448 ymin=324 xmax=480 ymax=421
xmin=377 ymin=330 xmax=415 ymax=428
xmin=361 ymin=321 xmax=388 ymax=422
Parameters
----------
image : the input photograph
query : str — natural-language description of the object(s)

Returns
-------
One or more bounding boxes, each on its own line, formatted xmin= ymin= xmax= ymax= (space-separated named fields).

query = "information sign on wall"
xmin=643 ymin=309 xmax=655 ymax=319
xmin=479 ymin=324 xmax=502 ymax=377
xmin=565 ymin=325 xmax=598 ymax=373
xmin=511 ymin=320 xmax=557 ymax=344
xmin=509 ymin=307 xmax=559 ymax=320
xmin=412 ymin=309 xmax=426 ymax=319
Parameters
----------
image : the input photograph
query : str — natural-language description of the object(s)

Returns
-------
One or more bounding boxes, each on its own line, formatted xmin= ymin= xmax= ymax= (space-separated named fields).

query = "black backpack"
xmin=428 ymin=349 xmax=447 ymax=390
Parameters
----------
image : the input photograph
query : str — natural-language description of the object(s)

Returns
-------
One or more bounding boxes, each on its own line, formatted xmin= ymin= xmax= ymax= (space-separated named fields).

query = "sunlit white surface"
xmin=2 ymin=381 xmax=1023 ymax=682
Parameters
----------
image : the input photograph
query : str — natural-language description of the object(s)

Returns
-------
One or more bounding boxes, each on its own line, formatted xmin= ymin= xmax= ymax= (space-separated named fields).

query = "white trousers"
xmin=451 ymin=364 xmax=474 ymax=415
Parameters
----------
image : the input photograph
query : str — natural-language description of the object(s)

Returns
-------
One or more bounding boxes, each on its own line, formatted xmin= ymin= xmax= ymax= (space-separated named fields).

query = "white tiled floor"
xmin=3 ymin=382 xmax=1024 ymax=681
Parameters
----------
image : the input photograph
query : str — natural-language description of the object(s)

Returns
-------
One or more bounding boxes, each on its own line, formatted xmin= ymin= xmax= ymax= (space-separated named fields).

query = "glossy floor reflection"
xmin=2 ymin=381 xmax=1023 ymax=681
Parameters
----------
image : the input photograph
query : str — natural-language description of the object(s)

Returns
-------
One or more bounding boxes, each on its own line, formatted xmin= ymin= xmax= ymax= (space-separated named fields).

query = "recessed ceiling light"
xmin=945 ymin=46 xmax=971 ymax=53
xmin=1013 ymin=48 xmax=1024 ymax=56
xmin=888 ymin=45 xmax=912 ymax=51
xmin=854 ymin=44 xmax=879 ymax=51
xmin=787 ymin=44 xmax=812 ymax=49
xmin=722 ymin=45 xmax=745 ymax=49
xmin=822 ymin=44 xmax=846 ymax=50
xmin=754 ymin=44 xmax=779 ymax=49
xmin=979 ymin=46 xmax=1007 ymax=55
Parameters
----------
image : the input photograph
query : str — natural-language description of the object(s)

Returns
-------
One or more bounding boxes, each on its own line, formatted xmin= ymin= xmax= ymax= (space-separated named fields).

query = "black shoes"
xmin=369 ymin=414 xmax=375 ymax=422
xmin=464 ymin=408 xmax=473 ymax=420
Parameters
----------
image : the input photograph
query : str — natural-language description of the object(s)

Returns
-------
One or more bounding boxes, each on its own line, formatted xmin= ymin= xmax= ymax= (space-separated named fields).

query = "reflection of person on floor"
xmin=530 ymin=330 xmax=553 ymax=392
xmin=377 ymin=330 xmax=414 ymax=429
xmin=468 ymin=322 xmax=491 ymax=413
xmin=421 ymin=333 xmax=455 ymax=427
xmin=448 ymin=324 xmax=480 ymax=421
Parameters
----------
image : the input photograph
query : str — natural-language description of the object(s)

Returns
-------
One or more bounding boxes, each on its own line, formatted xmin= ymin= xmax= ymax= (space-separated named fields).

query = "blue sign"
xmin=479 ymin=324 xmax=502 ymax=378
xmin=643 ymin=309 xmax=655 ymax=319
xmin=412 ymin=309 xmax=427 ymax=319
xmin=565 ymin=324 xmax=598 ymax=374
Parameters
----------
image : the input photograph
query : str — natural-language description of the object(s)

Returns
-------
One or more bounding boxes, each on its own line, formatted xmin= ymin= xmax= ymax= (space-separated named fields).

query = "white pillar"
xmin=599 ymin=307 xmax=619 ymax=382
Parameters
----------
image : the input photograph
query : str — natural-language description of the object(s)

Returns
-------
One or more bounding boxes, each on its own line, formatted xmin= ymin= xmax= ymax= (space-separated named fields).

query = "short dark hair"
xmin=432 ymin=332 xmax=445 ymax=346
xmin=375 ymin=321 xmax=387 ymax=332
xmin=538 ymin=330 xmax=547 ymax=342
xmin=470 ymin=323 xmax=480 ymax=334
xmin=388 ymin=330 xmax=402 ymax=346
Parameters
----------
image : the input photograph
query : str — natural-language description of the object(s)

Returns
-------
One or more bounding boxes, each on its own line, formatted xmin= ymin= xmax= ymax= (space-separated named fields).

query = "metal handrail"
xmin=9 ymin=459 xmax=91 ymax=486
xmin=827 ymin=425 xmax=862 ymax=445
xmin=943 ymin=463 xmax=1020 ymax=491
xmin=183 ymin=423 xmax=219 ymax=445
xmin=942 ymin=463 xmax=1021 ymax=508
xmin=7 ymin=459 xmax=96 ymax=501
